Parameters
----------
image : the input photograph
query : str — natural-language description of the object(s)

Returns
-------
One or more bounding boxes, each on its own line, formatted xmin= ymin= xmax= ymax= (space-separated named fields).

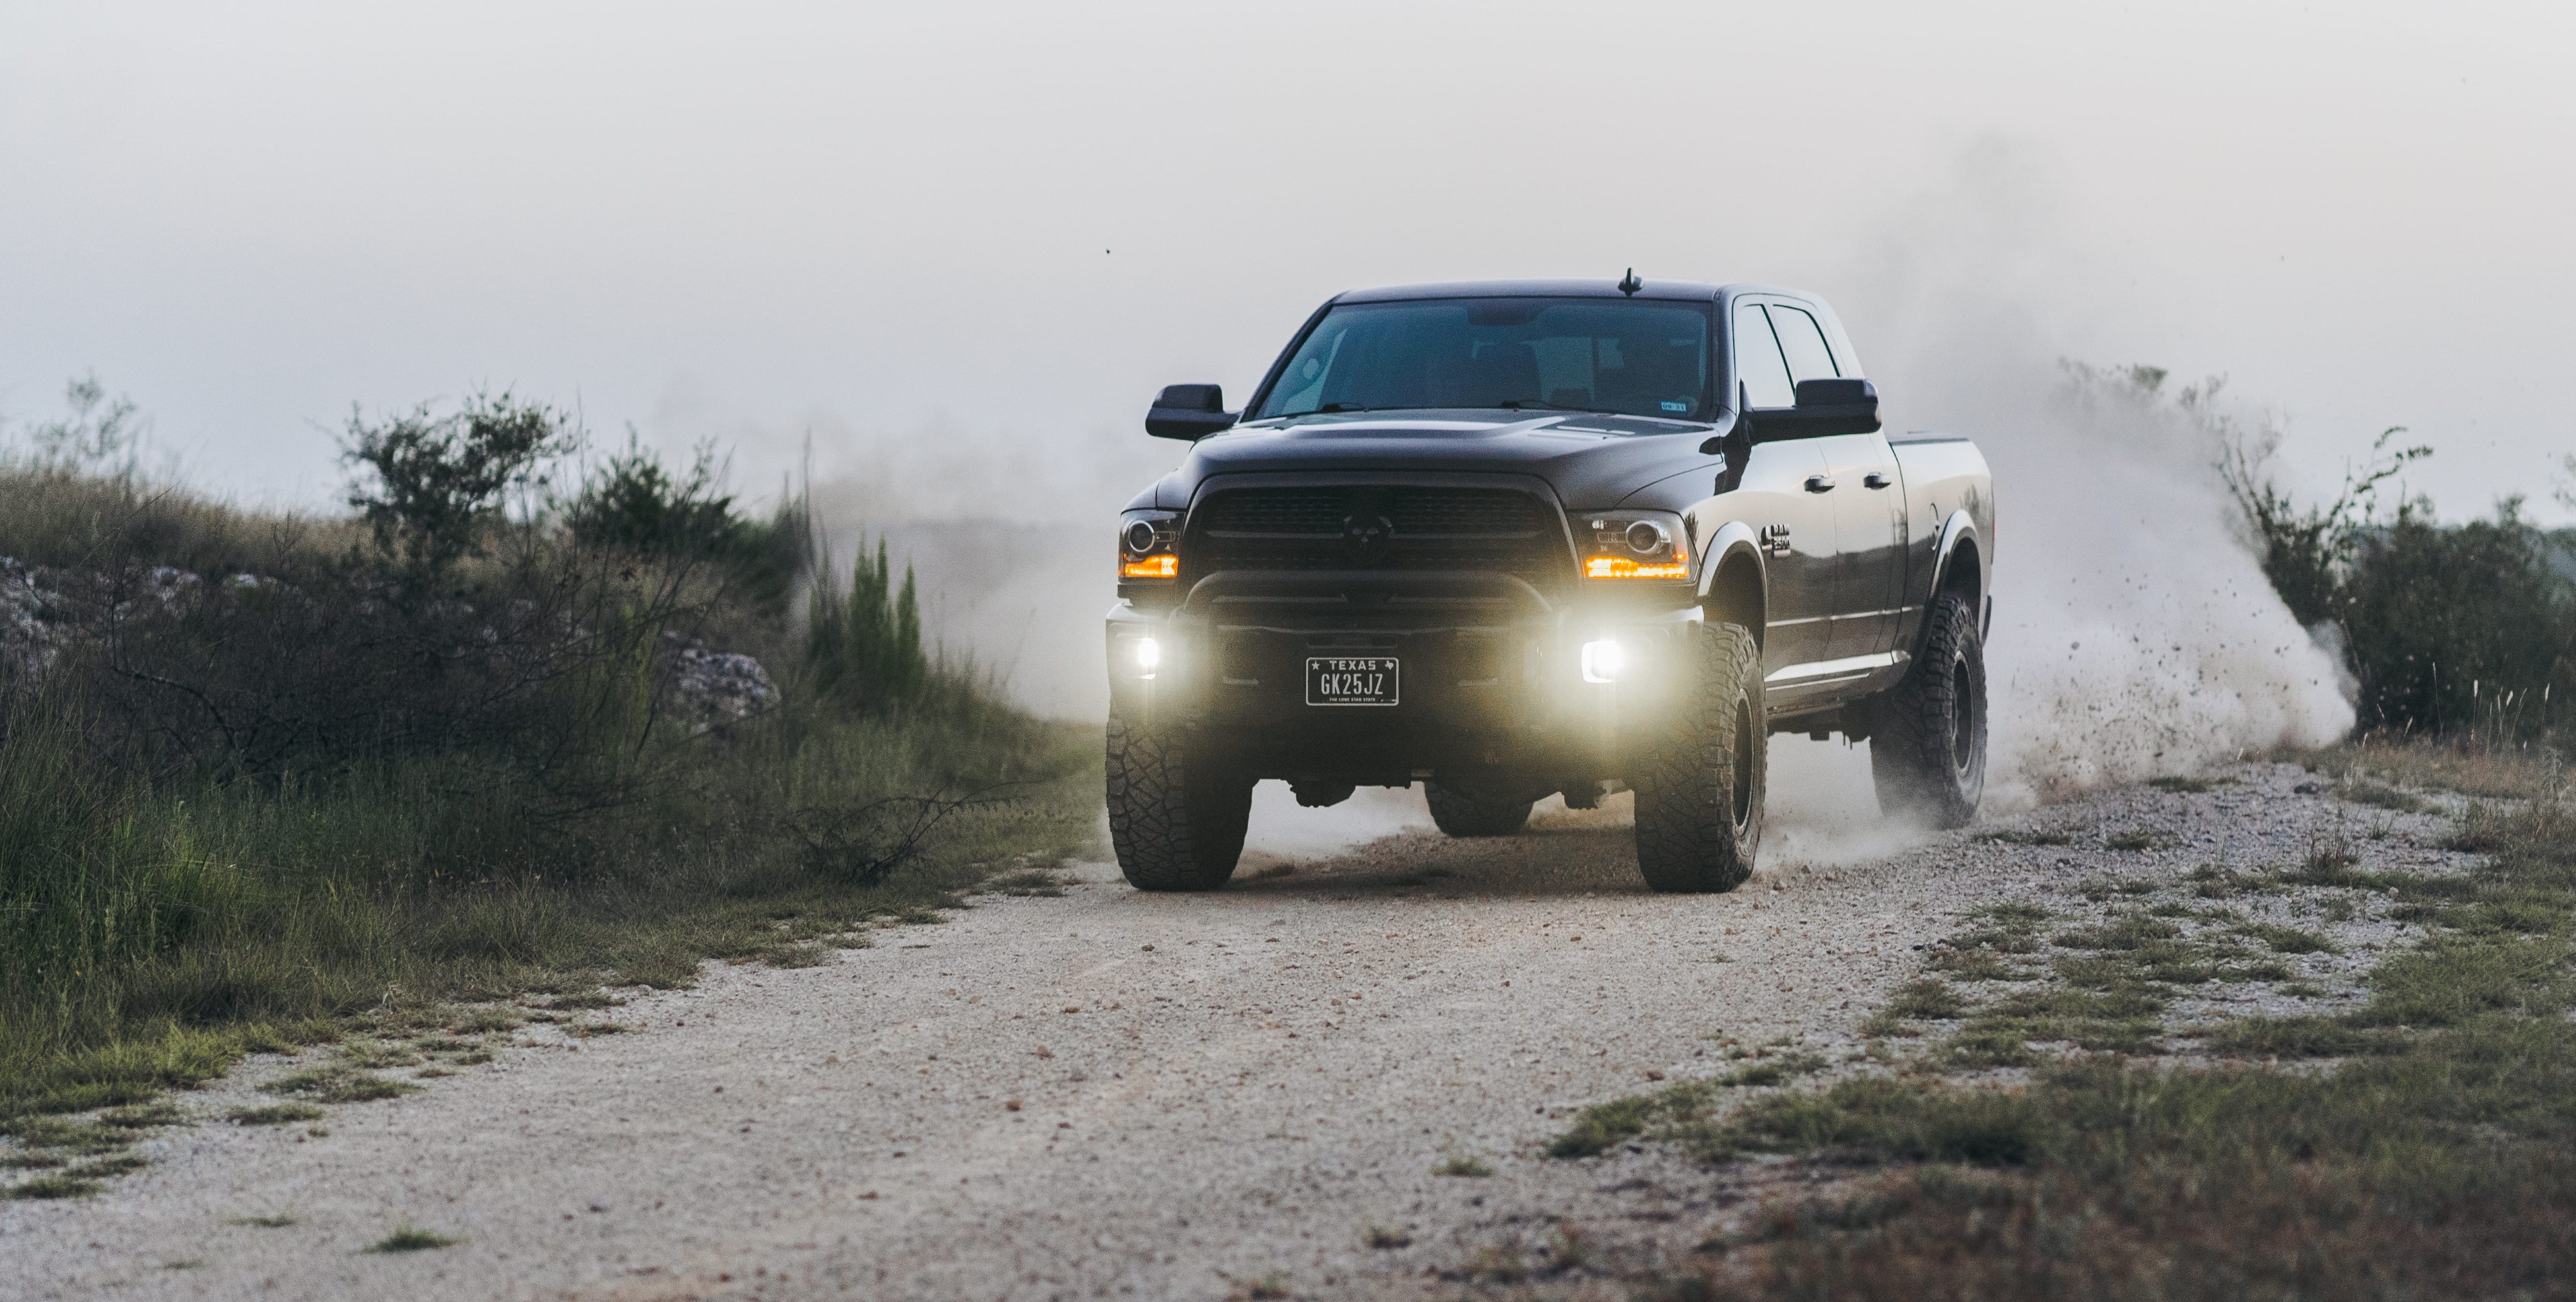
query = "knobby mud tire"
xmin=1105 ymin=712 xmax=1254 ymax=891
xmin=1630 ymin=620 xmax=1766 ymax=893
xmin=1425 ymin=782 xmax=1535 ymax=837
xmin=1869 ymin=592 xmax=1988 ymax=829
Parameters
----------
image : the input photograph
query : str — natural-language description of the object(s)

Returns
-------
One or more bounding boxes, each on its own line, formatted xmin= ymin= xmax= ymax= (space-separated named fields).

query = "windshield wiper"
xmin=1495 ymin=399 xmax=1598 ymax=413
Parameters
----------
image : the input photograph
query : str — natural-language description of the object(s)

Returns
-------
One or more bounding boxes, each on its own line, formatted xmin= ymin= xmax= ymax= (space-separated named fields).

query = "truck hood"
xmin=1132 ymin=409 xmax=1736 ymax=513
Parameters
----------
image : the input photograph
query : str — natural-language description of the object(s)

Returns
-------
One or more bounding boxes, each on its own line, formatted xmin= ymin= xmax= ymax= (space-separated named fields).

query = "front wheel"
xmin=1868 ymin=592 xmax=1988 ymax=828
xmin=1630 ymin=620 xmax=1766 ymax=893
xmin=1106 ymin=711 xmax=1254 ymax=891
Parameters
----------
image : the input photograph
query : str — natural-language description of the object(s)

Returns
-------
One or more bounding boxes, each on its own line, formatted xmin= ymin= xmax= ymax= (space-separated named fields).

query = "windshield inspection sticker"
xmin=1660 ymin=400 xmax=1690 ymax=412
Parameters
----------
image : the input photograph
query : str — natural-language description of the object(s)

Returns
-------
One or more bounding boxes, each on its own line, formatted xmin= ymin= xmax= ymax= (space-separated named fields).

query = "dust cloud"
xmin=799 ymin=147 xmax=2354 ymax=862
xmin=1846 ymin=146 xmax=2355 ymax=811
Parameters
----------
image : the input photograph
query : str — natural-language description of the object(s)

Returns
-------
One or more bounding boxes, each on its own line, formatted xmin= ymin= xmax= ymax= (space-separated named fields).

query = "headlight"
xmin=1119 ymin=510 xmax=1180 ymax=580
xmin=1573 ymin=510 xmax=1690 ymax=581
xmin=1580 ymin=637 xmax=1628 ymax=683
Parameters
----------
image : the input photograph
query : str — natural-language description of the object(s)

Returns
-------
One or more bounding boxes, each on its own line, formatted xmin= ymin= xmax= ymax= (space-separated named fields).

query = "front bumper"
xmin=1106 ymin=571 xmax=1699 ymax=785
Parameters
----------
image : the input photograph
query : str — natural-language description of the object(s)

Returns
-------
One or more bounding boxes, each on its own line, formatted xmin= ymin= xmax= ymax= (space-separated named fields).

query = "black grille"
xmin=1190 ymin=486 xmax=1567 ymax=580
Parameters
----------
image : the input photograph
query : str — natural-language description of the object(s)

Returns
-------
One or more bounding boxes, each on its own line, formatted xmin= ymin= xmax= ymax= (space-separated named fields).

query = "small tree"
xmin=807 ymin=534 xmax=927 ymax=709
xmin=556 ymin=434 xmax=806 ymax=613
xmin=2217 ymin=422 xmax=2430 ymax=630
xmin=343 ymin=393 xmax=572 ymax=578
xmin=23 ymin=373 xmax=147 ymax=476
xmin=562 ymin=433 xmax=743 ymax=559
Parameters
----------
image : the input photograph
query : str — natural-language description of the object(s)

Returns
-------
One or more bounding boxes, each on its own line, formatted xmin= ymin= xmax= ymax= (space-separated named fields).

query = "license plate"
xmin=1305 ymin=656 xmax=1399 ymax=706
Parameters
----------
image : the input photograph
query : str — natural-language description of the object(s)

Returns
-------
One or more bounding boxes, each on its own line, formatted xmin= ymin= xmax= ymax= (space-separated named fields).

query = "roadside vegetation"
xmin=0 ymin=378 xmax=1097 ymax=1191
xmin=1572 ymin=755 xmax=2573 ymax=1300
xmin=1532 ymin=372 xmax=2576 ymax=1297
xmin=2210 ymin=376 xmax=2575 ymax=742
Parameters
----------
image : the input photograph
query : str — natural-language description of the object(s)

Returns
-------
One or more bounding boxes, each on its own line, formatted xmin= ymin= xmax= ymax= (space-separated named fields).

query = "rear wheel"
xmin=1630 ymin=620 xmax=1766 ymax=893
xmin=1106 ymin=711 xmax=1254 ymax=891
xmin=1869 ymin=592 xmax=1987 ymax=828
xmin=1425 ymin=782 xmax=1535 ymax=836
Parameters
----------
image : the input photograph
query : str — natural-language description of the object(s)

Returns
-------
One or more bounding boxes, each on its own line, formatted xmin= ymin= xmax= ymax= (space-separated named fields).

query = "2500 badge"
xmin=1305 ymin=656 xmax=1399 ymax=706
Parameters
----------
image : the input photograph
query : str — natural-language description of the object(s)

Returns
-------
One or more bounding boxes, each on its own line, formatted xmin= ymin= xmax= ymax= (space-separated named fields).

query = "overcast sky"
xmin=4 ymin=0 xmax=2570 ymax=525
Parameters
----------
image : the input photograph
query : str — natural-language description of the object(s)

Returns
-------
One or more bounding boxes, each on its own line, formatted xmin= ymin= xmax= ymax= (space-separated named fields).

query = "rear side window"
xmin=1768 ymin=305 xmax=1841 ymax=383
xmin=1732 ymin=303 xmax=1795 ymax=409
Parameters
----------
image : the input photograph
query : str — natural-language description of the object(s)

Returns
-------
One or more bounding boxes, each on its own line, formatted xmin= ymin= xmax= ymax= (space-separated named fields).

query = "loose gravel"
xmin=1 ymin=759 xmax=2449 ymax=1301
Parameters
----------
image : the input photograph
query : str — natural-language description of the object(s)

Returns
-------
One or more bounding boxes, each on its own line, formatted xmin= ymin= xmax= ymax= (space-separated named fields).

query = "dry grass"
xmin=363 ymin=1226 xmax=462 ymax=1253
xmin=1608 ymin=742 xmax=2576 ymax=1300
xmin=1 ymin=455 xmax=1103 ymax=1142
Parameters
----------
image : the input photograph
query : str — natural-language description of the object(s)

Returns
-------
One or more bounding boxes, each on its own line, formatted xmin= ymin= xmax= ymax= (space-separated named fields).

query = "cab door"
xmin=1766 ymin=302 xmax=1905 ymax=661
xmin=1728 ymin=301 xmax=1838 ymax=680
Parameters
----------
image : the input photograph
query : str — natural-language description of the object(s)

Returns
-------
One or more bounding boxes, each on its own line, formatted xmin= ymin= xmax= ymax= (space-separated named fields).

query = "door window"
xmin=1768 ymin=305 xmax=1841 ymax=383
xmin=1732 ymin=303 xmax=1794 ymax=409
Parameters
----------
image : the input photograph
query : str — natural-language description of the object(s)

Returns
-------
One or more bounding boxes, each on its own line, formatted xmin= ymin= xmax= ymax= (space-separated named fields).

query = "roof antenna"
xmin=1617 ymin=267 xmax=1642 ymax=296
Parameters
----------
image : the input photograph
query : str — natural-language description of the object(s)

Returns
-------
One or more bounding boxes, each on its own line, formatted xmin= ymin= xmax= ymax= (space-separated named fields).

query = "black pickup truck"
xmin=1104 ymin=277 xmax=1994 ymax=892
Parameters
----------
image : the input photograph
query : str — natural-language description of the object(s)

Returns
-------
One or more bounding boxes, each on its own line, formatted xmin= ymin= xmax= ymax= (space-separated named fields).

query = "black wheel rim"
xmin=1730 ymin=697 xmax=1756 ymax=831
xmin=1949 ymin=659 xmax=1977 ymax=775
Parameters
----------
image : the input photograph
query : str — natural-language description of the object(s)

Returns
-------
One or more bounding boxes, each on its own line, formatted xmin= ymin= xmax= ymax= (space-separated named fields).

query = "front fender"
xmin=1696 ymin=520 xmax=1766 ymax=596
xmin=1696 ymin=520 xmax=1768 ymax=637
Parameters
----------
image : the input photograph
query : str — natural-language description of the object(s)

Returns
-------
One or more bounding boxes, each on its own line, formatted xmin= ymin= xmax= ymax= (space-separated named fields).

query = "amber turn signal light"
xmin=1121 ymin=554 xmax=1179 ymax=579
xmin=1584 ymin=555 xmax=1689 ymax=580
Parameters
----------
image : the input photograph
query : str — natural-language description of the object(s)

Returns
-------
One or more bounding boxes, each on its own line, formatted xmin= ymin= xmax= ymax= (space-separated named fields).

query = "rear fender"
xmin=1924 ymin=509 xmax=1983 ymax=644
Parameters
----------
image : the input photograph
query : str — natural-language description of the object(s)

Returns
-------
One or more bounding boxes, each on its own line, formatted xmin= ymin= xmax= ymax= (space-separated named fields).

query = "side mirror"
xmin=1749 ymin=378 xmax=1881 ymax=440
xmin=1146 ymin=384 xmax=1240 ymax=440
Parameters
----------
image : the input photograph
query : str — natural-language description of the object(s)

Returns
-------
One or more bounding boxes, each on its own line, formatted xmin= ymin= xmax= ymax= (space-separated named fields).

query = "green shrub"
xmin=2219 ymin=402 xmax=2575 ymax=739
xmin=0 ymin=384 xmax=1095 ymax=1124
xmin=2341 ymin=503 xmax=2572 ymax=735
xmin=560 ymin=435 xmax=802 ymax=613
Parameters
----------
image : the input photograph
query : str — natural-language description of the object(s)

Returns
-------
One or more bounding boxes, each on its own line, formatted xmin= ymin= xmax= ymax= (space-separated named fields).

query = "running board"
xmin=1764 ymin=650 xmax=1908 ymax=686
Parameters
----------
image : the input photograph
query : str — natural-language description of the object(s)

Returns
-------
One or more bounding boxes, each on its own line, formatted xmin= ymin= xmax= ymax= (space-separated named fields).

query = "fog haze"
xmin=7 ymin=1 xmax=2570 ymax=516
xmin=3 ymin=1 xmax=2567 ymax=759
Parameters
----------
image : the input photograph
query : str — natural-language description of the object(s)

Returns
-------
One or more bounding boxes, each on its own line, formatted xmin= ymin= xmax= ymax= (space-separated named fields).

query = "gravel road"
xmin=4 ymin=752 xmax=2425 ymax=1301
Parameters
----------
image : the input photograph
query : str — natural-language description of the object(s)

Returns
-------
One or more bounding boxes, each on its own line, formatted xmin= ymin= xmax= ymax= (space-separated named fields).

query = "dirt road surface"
xmin=5 ymin=759 xmax=2378 ymax=1300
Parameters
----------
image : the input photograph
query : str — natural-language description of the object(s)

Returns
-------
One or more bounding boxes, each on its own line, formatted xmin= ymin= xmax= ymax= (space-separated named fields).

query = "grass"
xmin=2295 ymin=737 xmax=2559 ymax=801
xmin=2234 ymin=919 xmax=2338 ymax=954
xmin=1861 ymin=980 xmax=1967 ymax=1037
xmin=2103 ymin=829 xmax=2178 ymax=851
xmin=261 ymin=1066 xmax=420 ymax=1104
xmin=1433 ymin=1151 xmax=1495 ymax=1177
xmin=2146 ymin=775 xmax=2230 ymax=793
xmin=227 ymin=1103 xmax=325 ymax=1126
xmin=0 ymin=448 xmax=1101 ymax=1197
xmin=2337 ymin=777 xmax=2427 ymax=812
xmin=1 ymin=707 xmax=1099 ymax=1124
xmin=1975 ymin=827 xmax=2075 ymax=846
xmin=1604 ymin=742 xmax=2576 ymax=1298
xmin=1549 ymin=1056 xmax=1829 ymax=1158
xmin=978 ymin=867 xmax=1067 ymax=896
xmin=5 ymin=1171 xmax=106 ymax=1200
xmin=363 ymin=1226 xmax=461 ymax=1253
xmin=0 ymin=1100 xmax=193 ymax=1197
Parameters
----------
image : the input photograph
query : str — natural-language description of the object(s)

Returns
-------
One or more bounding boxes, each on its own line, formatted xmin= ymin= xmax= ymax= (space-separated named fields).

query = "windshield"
xmin=1254 ymin=297 xmax=1713 ymax=422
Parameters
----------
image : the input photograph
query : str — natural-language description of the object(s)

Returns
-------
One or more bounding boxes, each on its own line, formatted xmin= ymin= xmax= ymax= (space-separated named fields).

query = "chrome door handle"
xmin=1863 ymin=471 xmax=1892 ymax=489
xmin=1759 ymin=524 xmax=1792 ymax=555
xmin=1804 ymin=475 xmax=1836 ymax=493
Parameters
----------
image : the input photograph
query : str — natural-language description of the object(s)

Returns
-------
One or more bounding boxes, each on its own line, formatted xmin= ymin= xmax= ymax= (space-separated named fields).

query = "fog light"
xmin=1581 ymin=638 xmax=1627 ymax=684
xmin=1133 ymin=637 xmax=1162 ymax=675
